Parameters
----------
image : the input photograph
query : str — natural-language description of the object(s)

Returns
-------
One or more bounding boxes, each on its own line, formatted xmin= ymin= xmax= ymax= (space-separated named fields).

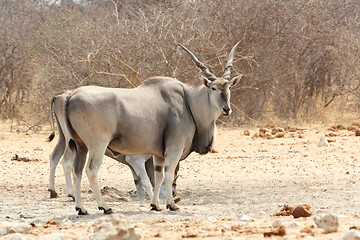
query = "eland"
xmin=48 ymin=92 xmax=179 ymax=201
xmin=65 ymin=42 xmax=242 ymax=215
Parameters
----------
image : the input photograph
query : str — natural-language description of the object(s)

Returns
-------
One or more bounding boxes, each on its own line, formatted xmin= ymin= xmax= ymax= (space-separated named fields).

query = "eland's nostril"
xmin=223 ymin=107 xmax=231 ymax=114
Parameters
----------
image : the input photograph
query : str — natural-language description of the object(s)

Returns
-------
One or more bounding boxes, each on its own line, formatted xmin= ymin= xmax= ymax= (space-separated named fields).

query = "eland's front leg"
xmin=150 ymin=156 xmax=164 ymax=211
xmin=164 ymin=154 xmax=182 ymax=211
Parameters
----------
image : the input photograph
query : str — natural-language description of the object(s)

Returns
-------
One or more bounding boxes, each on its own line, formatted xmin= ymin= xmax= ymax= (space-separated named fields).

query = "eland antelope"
xmin=65 ymin=42 xmax=242 ymax=215
xmin=48 ymin=92 xmax=179 ymax=202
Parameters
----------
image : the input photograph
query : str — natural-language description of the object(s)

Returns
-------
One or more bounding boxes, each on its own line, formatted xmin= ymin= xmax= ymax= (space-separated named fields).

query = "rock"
xmin=259 ymin=128 xmax=267 ymax=134
xmin=265 ymin=133 xmax=273 ymax=139
xmin=0 ymin=222 xmax=32 ymax=235
xmin=259 ymin=128 xmax=266 ymax=137
xmin=275 ymin=132 xmax=285 ymax=138
xmin=0 ymin=148 xmax=7 ymax=153
xmin=90 ymin=214 xmax=142 ymax=240
xmin=271 ymin=129 xmax=278 ymax=135
xmin=263 ymin=226 xmax=286 ymax=237
xmin=243 ymin=130 xmax=250 ymax=136
xmin=272 ymin=220 xmax=285 ymax=228
xmin=314 ymin=214 xmax=339 ymax=229
xmin=317 ymin=136 xmax=328 ymax=147
xmin=34 ymin=146 xmax=45 ymax=151
xmin=348 ymin=126 xmax=358 ymax=132
xmin=274 ymin=204 xmax=294 ymax=216
xmin=287 ymin=222 xmax=300 ymax=228
xmin=355 ymin=130 xmax=360 ymax=137
xmin=258 ymin=211 xmax=267 ymax=217
xmin=342 ymin=229 xmax=360 ymax=240
xmin=237 ymin=215 xmax=253 ymax=221
xmin=292 ymin=204 xmax=312 ymax=218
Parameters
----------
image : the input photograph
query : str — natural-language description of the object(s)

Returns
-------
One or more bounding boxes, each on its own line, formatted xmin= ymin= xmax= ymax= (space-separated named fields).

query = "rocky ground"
xmin=0 ymin=123 xmax=360 ymax=239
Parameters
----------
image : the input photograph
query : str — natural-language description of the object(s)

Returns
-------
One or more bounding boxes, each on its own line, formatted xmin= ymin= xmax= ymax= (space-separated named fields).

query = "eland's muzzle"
xmin=222 ymin=107 xmax=231 ymax=115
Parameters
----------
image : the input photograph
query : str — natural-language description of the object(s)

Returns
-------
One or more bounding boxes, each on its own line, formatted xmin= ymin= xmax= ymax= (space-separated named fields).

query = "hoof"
xmin=150 ymin=204 xmax=161 ymax=211
xmin=166 ymin=204 xmax=180 ymax=211
xmin=174 ymin=196 xmax=182 ymax=203
xmin=48 ymin=189 xmax=58 ymax=198
xmin=98 ymin=207 xmax=113 ymax=214
xmin=76 ymin=207 xmax=89 ymax=215
xmin=68 ymin=194 xmax=75 ymax=201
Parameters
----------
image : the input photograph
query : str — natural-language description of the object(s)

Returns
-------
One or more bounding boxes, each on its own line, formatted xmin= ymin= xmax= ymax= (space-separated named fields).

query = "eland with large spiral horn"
xmin=64 ymin=42 xmax=242 ymax=215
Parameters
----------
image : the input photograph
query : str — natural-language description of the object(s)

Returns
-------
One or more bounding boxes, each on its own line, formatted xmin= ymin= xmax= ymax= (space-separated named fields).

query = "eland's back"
xmin=66 ymin=76 xmax=195 ymax=158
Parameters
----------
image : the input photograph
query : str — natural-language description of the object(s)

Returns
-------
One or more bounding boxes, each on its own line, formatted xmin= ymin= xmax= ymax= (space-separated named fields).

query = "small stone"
xmin=355 ymin=130 xmax=360 ymax=137
xmin=265 ymin=133 xmax=273 ymax=139
xmin=263 ymin=226 xmax=286 ymax=237
xmin=237 ymin=215 xmax=253 ymax=221
xmin=272 ymin=219 xmax=285 ymax=228
xmin=258 ymin=211 xmax=267 ymax=217
xmin=314 ymin=214 xmax=339 ymax=229
xmin=275 ymin=132 xmax=285 ymax=138
xmin=287 ymin=222 xmax=300 ymax=228
xmin=275 ymin=204 xmax=294 ymax=216
xmin=292 ymin=204 xmax=312 ymax=218
xmin=342 ymin=229 xmax=360 ymax=240
xmin=34 ymin=146 xmax=45 ymax=151
xmin=271 ymin=129 xmax=278 ymax=135
xmin=259 ymin=128 xmax=267 ymax=134
xmin=243 ymin=130 xmax=250 ymax=136
xmin=318 ymin=136 xmax=328 ymax=147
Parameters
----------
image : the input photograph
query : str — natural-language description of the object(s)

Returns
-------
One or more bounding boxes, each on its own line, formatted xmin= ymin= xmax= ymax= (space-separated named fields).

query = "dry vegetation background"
xmin=1 ymin=0 xmax=360 ymax=130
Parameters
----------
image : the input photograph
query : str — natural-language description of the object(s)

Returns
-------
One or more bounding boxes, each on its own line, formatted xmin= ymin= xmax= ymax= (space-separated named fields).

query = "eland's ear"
xmin=201 ymin=75 xmax=212 ymax=88
xmin=230 ymin=74 xmax=242 ymax=87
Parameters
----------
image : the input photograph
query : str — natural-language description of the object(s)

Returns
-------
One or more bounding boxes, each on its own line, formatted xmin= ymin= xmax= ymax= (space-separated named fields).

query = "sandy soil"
xmin=0 ymin=124 xmax=360 ymax=239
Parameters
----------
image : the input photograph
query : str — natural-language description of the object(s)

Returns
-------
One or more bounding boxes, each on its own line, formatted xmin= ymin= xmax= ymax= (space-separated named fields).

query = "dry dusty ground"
xmin=0 ymin=124 xmax=360 ymax=239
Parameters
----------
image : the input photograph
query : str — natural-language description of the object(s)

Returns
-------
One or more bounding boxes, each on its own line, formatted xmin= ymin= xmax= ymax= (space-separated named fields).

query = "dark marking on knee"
xmin=154 ymin=165 xmax=163 ymax=172
xmin=89 ymin=158 xmax=94 ymax=170
xmin=47 ymin=132 xmax=55 ymax=142
xmin=69 ymin=139 xmax=77 ymax=152
xmin=134 ymin=179 xmax=140 ymax=185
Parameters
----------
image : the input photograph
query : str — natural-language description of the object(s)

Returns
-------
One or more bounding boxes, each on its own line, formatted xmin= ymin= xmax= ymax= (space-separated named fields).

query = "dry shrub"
xmin=1 ymin=0 xmax=360 ymax=130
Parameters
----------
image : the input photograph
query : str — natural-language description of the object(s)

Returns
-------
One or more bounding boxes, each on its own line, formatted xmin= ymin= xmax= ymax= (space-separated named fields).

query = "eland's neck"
xmin=188 ymin=85 xmax=221 ymax=128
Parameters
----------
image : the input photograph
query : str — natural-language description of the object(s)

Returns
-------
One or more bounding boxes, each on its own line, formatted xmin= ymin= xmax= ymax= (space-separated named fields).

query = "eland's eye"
xmin=211 ymin=87 xmax=216 ymax=91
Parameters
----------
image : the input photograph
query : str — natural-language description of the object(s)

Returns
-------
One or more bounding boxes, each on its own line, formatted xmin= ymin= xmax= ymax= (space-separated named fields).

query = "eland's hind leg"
xmin=128 ymin=165 xmax=145 ymax=201
xmin=73 ymin=141 xmax=88 ymax=215
xmin=48 ymin=134 xmax=65 ymax=198
xmin=61 ymin=146 xmax=75 ymax=200
xmin=127 ymin=155 xmax=153 ymax=201
xmin=85 ymin=145 xmax=112 ymax=214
